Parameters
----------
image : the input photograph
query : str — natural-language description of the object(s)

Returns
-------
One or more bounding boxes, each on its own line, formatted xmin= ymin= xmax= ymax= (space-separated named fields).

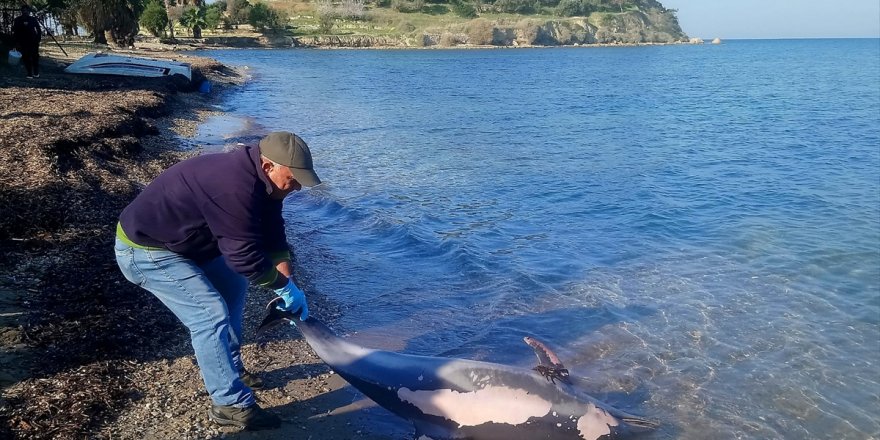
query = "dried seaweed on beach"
xmin=0 ymin=47 xmax=393 ymax=439
xmin=2 ymin=362 xmax=139 ymax=440
xmin=0 ymin=56 xmax=232 ymax=439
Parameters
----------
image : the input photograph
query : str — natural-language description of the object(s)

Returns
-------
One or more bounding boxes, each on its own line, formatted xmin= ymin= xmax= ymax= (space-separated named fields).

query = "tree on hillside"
xmin=58 ymin=7 xmax=80 ymax=36
xmin=632 ymin=0 xmax=664 ymax=11
xmin=74 ymin=0 xmax=145 ymax=46
xmin=140 ymin=0 xmax=169 ymax=36
xmin=204 ymin=2 xmax=224 ymax=31
xmin=557 ymin=0 xmax=595 ymax=17
xmin=228 ymin=0 xmax=252 ymax=25
xmin=180 ymin=5 xmax=209 ymax=37
xmin=495 ymin=0 xmax=535 ymax=14
xmin=32 ymin=0 xmax=82 ymax=35
xmin=28 ymin=0 xmax=67 ymax=15
xmin=451 ymin=0 xmax=478 ymax=18
xmin=248 ymin=2 xmax=281 ymax=31
xmin=163 ymin=0 xmax=175 ymax=39
xmin=611 ymin=0 xmax=625 ymax=12
xmin=183 ymin=0 xmax=205 ymax=37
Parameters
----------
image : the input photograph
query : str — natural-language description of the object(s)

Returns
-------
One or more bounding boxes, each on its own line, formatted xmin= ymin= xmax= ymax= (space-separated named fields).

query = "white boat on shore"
xmin=64 ymin=52 xmax=192 ymax=81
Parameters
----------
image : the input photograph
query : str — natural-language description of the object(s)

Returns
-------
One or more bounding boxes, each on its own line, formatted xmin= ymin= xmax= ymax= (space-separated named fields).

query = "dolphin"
xmin=259 ymin=298 xmax=658 ymax=440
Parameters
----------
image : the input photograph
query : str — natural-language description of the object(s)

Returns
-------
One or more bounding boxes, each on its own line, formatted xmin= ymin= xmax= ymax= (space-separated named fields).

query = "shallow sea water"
xmin=197 ymin=39 xmax=880 ymax=439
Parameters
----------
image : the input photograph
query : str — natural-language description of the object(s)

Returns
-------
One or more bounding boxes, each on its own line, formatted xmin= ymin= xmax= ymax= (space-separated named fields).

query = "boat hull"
xmin=64 ymin=52 xmax=192 ymax=81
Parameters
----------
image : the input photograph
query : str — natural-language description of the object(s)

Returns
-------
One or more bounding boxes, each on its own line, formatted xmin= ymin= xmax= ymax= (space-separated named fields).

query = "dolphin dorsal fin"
xmin=523 ymin=336 xmax=571 ymax=384
xmin=523 ymin=336 xmax=566 ymax=369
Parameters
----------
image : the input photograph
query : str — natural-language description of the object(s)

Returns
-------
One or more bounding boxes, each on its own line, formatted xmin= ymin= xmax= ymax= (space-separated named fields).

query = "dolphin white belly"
xmin=258 ymin=300 xmax=658 ymax=439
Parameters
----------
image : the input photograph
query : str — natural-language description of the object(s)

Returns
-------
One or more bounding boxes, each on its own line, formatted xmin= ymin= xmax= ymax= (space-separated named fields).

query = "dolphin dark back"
xmin=258 ymin=304 xmax=658 ymax=439
xmin=282 ymin=315 xmax=380 ymax=370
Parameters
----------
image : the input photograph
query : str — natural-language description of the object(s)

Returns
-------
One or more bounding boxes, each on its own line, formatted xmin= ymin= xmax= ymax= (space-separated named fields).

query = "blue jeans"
xmin=114 ymin=239 xmax=255 ymax=407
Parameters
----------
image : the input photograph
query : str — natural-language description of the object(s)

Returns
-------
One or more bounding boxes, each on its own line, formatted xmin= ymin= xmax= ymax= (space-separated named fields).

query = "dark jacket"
xmin=12 ymin=14 xmax=41 ymax=48
xmin=118 ymin=146 xmax=291 ymax=286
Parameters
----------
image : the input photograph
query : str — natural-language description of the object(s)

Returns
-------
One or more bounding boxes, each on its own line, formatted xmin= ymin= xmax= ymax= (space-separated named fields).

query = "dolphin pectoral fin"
xmin=256 ymin=297 xmax=297 ymax=338
xmin=255 ymin=311 xmax=288 ymax=337
xmin=326 ymin=397 xmax=379 ymax=416
xmin=523 ymin=336 xmax=571 ymax=384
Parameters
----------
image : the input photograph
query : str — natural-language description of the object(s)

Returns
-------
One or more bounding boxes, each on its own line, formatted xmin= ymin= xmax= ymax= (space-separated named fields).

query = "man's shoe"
xmin=240 ymin=369 xmax=264 ymax=390
xmin=33 ymin=74 xmax=40 ymax=78
xmin=208 ymin=403 xmax=281 ymax=430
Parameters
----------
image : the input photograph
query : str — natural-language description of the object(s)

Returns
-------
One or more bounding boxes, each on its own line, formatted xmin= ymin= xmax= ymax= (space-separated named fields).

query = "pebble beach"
xmin=0 ymin=45 xmax=394 ymax=440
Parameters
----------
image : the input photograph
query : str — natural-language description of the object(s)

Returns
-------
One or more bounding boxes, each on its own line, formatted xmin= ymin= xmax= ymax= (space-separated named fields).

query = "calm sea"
xmin=196 ymin=39 xmax=880 ymax=439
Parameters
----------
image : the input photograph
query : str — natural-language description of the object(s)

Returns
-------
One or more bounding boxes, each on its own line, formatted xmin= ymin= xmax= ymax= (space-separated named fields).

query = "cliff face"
xmin=294 ymin=8 xmax=687 ymax=48
xmin=593 ymin=8 xmax=686 ymax=43
xmin=500 ymin=9 xmax=684 ymax=46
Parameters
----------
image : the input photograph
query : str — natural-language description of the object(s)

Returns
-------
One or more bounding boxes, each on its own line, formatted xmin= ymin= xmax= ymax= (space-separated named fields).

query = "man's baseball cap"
xmin=259 ymin=131 xmax=321 ymax=187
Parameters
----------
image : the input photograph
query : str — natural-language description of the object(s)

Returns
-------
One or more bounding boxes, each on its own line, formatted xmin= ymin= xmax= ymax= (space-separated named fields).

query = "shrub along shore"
xmin=0 ymin=48 xmax=392 ymax=439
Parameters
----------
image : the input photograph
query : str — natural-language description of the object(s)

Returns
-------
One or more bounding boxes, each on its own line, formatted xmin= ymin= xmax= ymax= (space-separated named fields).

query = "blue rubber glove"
xmin=273 ymin=278 xmax=309 ymax=321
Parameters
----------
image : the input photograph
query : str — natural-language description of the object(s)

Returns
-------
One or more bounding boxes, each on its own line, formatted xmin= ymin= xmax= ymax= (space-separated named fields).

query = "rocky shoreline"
xmin=0 ymin=49 xmax=395 ymax=439
xmin=142 ymin=31 xmax=699 ymax=51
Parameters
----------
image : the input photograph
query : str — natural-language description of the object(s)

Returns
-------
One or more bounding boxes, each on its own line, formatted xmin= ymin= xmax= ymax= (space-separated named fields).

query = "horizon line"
xmin=688 ymin=36 xmax=880 ymax=41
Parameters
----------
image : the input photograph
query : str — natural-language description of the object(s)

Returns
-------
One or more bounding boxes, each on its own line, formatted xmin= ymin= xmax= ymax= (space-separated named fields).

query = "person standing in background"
xmin=12 ymin=4 xmax=41 ymax=78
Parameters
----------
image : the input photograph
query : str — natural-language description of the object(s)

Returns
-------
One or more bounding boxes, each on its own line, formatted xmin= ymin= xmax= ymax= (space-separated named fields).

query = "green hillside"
xmin=262 ymin=0 xmax=687 ymax=46
xmin=4 ymin=0 xmax=687 ymax=48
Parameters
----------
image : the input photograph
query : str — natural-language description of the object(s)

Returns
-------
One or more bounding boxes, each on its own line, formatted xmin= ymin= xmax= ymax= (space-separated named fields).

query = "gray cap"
xmin=259 ymin=131 xmax=321 ymax=187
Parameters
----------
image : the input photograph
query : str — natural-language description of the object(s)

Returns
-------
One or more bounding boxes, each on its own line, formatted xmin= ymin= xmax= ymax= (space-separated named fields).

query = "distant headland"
xmin=1 ymin=0 xmax=690 ymax=49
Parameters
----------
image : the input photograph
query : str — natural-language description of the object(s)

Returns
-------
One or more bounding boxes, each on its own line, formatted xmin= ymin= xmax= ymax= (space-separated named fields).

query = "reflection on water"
xmin=192 ymin=114 xmax=266 ymax=150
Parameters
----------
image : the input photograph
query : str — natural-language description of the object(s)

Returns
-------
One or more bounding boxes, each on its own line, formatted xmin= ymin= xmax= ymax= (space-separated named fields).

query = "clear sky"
xmin=661 ymin=0 xmax=880 ymax=39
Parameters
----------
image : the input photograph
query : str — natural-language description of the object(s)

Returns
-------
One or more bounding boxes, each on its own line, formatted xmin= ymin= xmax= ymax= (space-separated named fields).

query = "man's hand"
xmin=273 ymin=278 xmax=309 ymax=321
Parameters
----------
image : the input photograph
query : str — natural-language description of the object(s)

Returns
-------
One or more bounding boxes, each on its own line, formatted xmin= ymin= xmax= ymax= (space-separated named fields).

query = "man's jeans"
xmin=114 ymin=239 xmax=255 ymax=407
